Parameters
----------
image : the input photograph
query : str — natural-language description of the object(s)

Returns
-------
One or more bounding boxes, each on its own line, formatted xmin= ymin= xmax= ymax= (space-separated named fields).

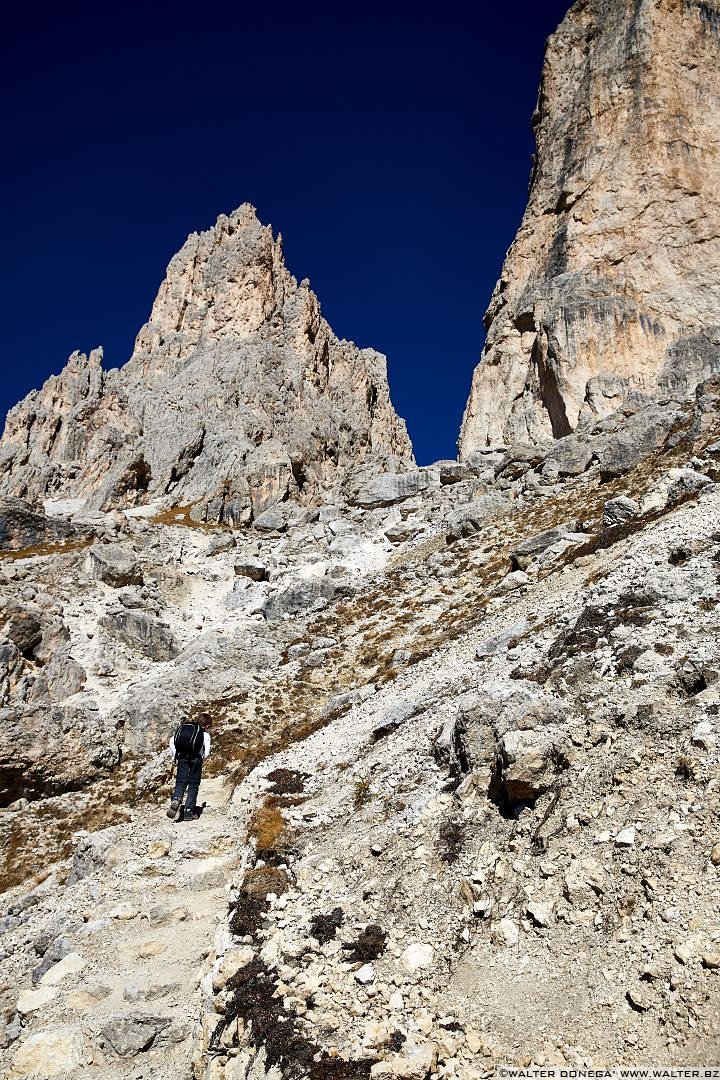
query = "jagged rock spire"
xmin=0 ymin=206 xmax=413 ymax=518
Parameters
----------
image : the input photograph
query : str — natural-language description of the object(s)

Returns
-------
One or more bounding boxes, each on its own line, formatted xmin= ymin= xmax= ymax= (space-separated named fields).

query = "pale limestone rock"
xmin=0 ymin=206 xmax=413 ymax=518
xmin=460 ymin=0 xmax=720 ymax=453
xmin=493 ymin=918 xmax=520 ymax=947
xmin=39 ymin=951 xmax=86 ymax=986
xmin=370 ymin=1039 xmax=438 ymax=1078
xmin=355 ymin=963 xmax=375 ymax=984
xmin=147 ymin=839 xmax=171 ymax=859
xmin=16 ymin=985 xmax=58 ymax=1015
xmin=400 ymin=943 xmax=434 ymax=973
xmin=12 ymin=1027 xmax=86 ymax=1075
xmin=212 ymin=947 xmax=255 ymax=992
xmin=107 ymin=902 xmax=140 ymax=920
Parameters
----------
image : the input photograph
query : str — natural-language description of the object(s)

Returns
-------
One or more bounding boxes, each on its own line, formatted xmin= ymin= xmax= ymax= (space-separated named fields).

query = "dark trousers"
xmin=172 ymin=757 xmax=203 ymax=811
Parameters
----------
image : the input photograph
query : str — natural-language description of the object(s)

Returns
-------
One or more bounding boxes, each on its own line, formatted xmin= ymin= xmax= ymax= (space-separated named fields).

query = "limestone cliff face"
xmin=0 ymin=205 xmax=413 ymax=519
xmin=460 ymin=0 xmax=720 ymax=453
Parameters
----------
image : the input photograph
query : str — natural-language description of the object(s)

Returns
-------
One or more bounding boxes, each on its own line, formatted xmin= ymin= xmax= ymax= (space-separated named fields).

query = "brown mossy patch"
xmin=149 ymin=505 xmax=228 ymax=531
xmin=309 ymin=907 xmax=344 ymax=944
xmin=0 ymin=537 xmax=93 ymax=562
xmin=342 ymin=924 xmax=387 ymax=963
xmin=247 ymin=803 xmax=289 ymax=858
xmin=228 ymin=868 xmax=288 ymax=939
xmin=242 ymin=866 xmax=289 ymax=900
xmin=264 ymin=767 xmax=307 ymax=795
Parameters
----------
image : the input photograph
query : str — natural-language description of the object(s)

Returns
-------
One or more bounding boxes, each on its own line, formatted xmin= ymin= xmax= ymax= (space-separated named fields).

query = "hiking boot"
xmin=184 ymin=809 xmax=200 ymax=821
xmin=166 ymin=799 xmax=180 ymax=819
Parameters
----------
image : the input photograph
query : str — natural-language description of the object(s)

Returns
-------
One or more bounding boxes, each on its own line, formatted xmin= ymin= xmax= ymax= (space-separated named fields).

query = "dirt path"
xmin=2 ymin=776 xmax=244 ymax=1080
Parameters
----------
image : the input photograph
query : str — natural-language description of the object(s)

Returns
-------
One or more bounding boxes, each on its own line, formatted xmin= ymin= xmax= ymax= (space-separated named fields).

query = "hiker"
xmin=167 ymin=713 xmax=212 ymax=821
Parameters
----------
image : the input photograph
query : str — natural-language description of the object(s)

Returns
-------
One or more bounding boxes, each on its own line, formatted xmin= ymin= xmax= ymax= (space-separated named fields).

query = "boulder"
xmin=100 ymin=1012 xmax=171 ymax=1058
xmin=44 ymin=650 xmax=87 ymax=701
xmin=444 ymin=495 xmax=506 ymax=543
xmin=0 ymin=497 xmax=77 ymax=553
xmin=498 ymin=729 xmax=568 ymax=803
xmin=352 ymin=469 xmax=439 ymax=509
xmin=511 ymin=521 xmax=585 ymax=570
xmin=263 ymin=577 xmax=345 ymax=621
xmin=542 ymin=436 xmax=593 ymax=477
xmin=12 ymin=1027 xmax=86 ymax=1076
xmin=598 ymin=412 xmax=677 ymax=479
xmin=99 ymin=610 xmax=180 ymax=661
xmin=252 ymin=509 xmax=287 ymax=532
xmin=86 ymin=543 xmax=143 ymax=587
xmin=602 ymin=495 xmax=640 ymax=527
xmin=384 ymin=521 xmax=423 ymax=544
xmin=234 ymin=557 xmax=269 ymax=581
xmin=0 ymin=601 xmax=43 ymax=656
xmin=437 ymin=460 xmax=475 ymax=484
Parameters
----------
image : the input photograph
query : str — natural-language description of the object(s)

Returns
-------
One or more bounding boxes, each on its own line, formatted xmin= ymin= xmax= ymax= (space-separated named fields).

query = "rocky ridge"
xmin=460 ymin=0 xmax=720 ymax=453
xmin=0 ymin=204 xmax=413 ymax=523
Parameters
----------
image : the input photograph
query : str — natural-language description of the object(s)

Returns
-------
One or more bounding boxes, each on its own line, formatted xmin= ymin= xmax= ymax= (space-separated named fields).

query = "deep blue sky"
xmin=2 ymin=0 xmax=570 ymax=465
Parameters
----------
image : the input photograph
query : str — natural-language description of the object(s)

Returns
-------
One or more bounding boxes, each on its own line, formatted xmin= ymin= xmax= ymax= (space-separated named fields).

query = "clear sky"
xmin=2 ymin=0 xmax=570 ymax=465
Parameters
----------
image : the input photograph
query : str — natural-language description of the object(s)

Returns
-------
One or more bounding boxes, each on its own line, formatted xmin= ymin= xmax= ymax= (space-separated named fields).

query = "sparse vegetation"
xmin=353 ymin=775 xmax=372 ymax=809
xmin=247 ymin=803 xmax=287 ymax=856
xmin=438 ymin=817 xmax=465 ymax=863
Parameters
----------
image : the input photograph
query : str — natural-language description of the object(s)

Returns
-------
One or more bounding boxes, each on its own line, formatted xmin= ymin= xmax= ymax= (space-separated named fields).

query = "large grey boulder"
xmin=86 ymin=544 xmax=143 ymax=587
xmin=263 ymin=577 xmax=346 ymax=621
xmin=597 ymin=409 xmax=677 ymax=478
xmin=444 ymin=495 xmax=507 ymax=543
xmin=235 ymin=557 xmax=268 ymax=583
xmin=351 ymin=469 xmax=439 ymax=509
xmin=99 ymin=610 xmax=180 ymax=661
xmin=100 ymin=1013 xmax=171 ymax=1058
xmin=0 ymin=497 xmax=78 ymax=552
xmin=542 ymin=436 xmax=593 ymax=478
xmin=511 ymin=521 xmax=586 ymax=570
xmin=602 ymin=495 xmax=640 ymax=527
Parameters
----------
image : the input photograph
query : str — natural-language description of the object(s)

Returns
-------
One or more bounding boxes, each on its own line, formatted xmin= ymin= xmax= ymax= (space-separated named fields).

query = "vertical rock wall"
xmin=460 ymin=0 xmax=720 ymax=453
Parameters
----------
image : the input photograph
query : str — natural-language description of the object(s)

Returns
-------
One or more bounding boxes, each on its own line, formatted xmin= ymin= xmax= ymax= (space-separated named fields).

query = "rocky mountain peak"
xmin=129 ymin=203 xmax=287 ymax=374
xmin=459 ymin=0 xmax=720 ymax=454
xmin=0 ymin=206 xmax=413 ymax=523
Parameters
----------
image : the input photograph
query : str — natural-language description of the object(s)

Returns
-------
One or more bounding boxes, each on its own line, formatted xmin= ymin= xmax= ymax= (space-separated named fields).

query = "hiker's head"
xmin=197 ymin=713 xmax=213 ymax=730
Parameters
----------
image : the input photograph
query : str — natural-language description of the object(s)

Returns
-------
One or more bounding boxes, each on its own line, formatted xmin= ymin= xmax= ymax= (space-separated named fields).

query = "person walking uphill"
xmin=167 ymin=713 xmax=212 ymax=821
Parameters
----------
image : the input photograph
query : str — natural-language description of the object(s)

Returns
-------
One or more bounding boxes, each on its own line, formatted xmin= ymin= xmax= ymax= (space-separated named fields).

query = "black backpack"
xmin=174 ymin=721 xmax=204 ymax=761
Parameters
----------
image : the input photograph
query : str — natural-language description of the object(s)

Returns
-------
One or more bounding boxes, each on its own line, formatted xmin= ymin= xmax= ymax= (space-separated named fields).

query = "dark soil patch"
xmin=342 ymin=924 xmax=387 ymax=963
xmin=229 ymin=868 xmax=288 ymax=938
xmin=310 ymin=907 xmax=344 ymax=944
xmin=438 ymin=818 xmax=465 ymax=863
xmin=264 ymin=768 xmax=308 ymax=795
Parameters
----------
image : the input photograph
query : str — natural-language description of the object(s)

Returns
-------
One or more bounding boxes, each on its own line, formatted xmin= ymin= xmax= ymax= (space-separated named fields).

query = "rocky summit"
xmin=460 ymin=0 xmax=720 ymax=453
xmin=0 ymin=203 xmax=413 ymax=524
xmin=1 ymin=2 xmax=720 ymax=1079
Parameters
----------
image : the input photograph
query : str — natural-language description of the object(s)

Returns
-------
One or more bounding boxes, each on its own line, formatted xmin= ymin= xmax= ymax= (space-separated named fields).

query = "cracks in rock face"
xmin=164 ymin=427 xmax=206 ymax=494
xmin=531 ymin=335 xmax=572 ymax=439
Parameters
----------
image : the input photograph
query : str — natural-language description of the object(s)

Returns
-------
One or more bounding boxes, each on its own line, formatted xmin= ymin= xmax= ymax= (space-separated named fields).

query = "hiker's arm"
xmin=168 ymin=734 xmax=175 ymax=756
xmin=204 ymin=733 xmax=211 ymax=759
